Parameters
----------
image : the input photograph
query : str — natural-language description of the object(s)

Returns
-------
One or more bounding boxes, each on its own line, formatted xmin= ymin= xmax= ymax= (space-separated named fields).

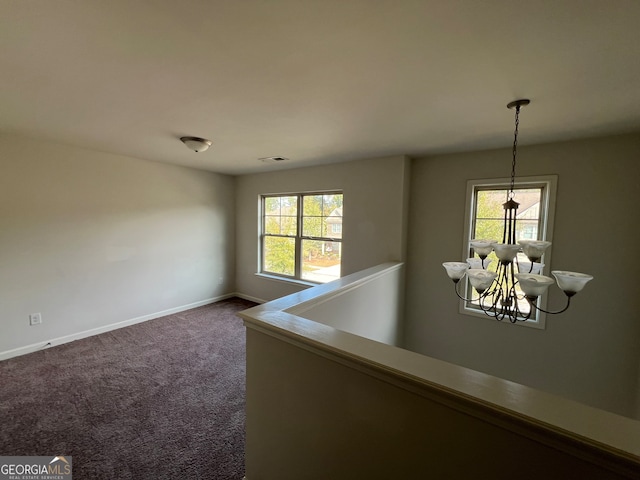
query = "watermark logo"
xmin=0 ymin=456 xmax=72 ymax=480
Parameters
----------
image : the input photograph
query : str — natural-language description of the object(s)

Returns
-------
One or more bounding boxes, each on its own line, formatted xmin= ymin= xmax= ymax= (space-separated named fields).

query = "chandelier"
xmin=443 ymin=99 xmax=593 ymax=322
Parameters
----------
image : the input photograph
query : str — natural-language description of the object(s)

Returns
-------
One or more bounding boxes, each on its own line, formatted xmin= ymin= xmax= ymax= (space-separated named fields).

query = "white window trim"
xmin=259 ymin=190 xmax=343 ymax=285
xmin=254 ymin=272 xmax=318 ymax=288
xmin=460 ymin=175 xmax=558 ymax=329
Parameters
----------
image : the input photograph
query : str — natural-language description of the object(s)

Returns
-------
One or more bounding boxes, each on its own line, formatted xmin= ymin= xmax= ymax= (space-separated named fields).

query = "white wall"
xmin=244 ymin=328 xmax=637 ymax=480
xmin=242 ymin=251 xmax=639 ymax=480
xmin=235 ymin=156 xmax=410 ymax=302
xmin=403 ymin=132 xmax=640 ymax=418
xmin=0 ymin=134 xmax=236 ymax=357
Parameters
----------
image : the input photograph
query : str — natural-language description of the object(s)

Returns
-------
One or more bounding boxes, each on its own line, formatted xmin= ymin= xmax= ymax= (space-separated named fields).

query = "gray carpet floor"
xmin=0 ymin=297 xmax=255 ymax=479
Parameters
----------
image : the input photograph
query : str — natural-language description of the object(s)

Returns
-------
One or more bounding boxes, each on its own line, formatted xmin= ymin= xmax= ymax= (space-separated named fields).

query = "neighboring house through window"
xmin=261 ymin=192 xmax=343 ymax=284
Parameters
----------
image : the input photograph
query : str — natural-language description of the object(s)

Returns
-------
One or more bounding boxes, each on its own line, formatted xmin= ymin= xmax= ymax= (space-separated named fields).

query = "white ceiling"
xmin=2 ymin=1 xmax=639 ymax=175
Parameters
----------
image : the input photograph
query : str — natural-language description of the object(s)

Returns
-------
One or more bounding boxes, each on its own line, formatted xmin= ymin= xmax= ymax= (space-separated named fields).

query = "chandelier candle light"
xmin=442 ymin=99 xmax=593 ymax=322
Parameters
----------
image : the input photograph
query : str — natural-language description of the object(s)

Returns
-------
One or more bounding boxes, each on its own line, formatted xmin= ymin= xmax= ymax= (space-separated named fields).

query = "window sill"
xmin=255 ymin=273 xmax=319 ymax=288
xmin=460 ymin=304 xmax=546 ymax=330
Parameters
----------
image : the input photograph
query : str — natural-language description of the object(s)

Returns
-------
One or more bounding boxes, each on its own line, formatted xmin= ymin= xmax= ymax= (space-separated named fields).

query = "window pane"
xmin=301 ymin=193 xmax=343 ymax=239
xmin=264 ymin=215 xmax=297 ymax=235
xmin=476 ymin=190 xmax=505 ymax=219
xmin=474 ymin=219 xmax=504 ymax=243
xmin=263 ymin=236 xmax=295 ymax=276
xmin=282 ymin=196 xmax=298 ymax=215
xmin=264 ymin=195 xmax=298 ymax=236
xmin=303 ymin=195 xmax=323 ymax=216
xmin=325 ymin=201 xmax=343 ymax=238
xmin=322 ymin=194 xmax=343 ymax=215
xmin=301 ymin=239 xmax=341 ymax=283
xmin=264 ymin=216 xmax=281 ymax=235
xmin=280 ymin=215 xmax=297 ymax=235
xmin=303 ymin=217 xmax=322 ymax=237
xmin=265 ymin=196 xmax=281 ymax=214
xmin=516 ymin=220 xmax=538 ymax=240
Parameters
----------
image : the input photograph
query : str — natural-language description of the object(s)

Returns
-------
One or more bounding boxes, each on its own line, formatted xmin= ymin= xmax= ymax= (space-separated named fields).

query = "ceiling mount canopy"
xmin=506 ymin=99 xmax=530 ymax=109
xmin=180 ymin=136 xmax=212 ymax=153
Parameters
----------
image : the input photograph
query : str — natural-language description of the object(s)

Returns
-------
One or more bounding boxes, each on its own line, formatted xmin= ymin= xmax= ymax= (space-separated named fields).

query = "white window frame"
xmin=258 ymin=191 xmax=343 ymax=285
xmin=460 ymin=175 xmax=558 ymax=329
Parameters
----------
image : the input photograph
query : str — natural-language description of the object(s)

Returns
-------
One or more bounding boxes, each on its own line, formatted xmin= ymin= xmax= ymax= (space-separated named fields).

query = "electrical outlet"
xmin=29 ymin=313 xmax=42 ymax=326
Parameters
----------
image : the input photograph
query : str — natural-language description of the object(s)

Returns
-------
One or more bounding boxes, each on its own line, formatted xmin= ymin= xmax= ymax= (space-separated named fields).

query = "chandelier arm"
xmin=479 ymin=290 xmax=498 ymax=314
xmin=520 ymin=259 xmax=534 ymax=274
xmin=527 ymin=295 xmax=572 ymax=315
xmin=453 ymin=280 xmax=486 ymax=303
xmin=507 ymin=282 xmax=520 ymax=323
xmin=484 ymin=294 xmax=502 ymax=319
xmin=501 ymin=272 xmax=514 ymax=320
xmin=484 ymin=277 xmax=503 ymax=318
xmin=482 ymin=301 xmax=504 ymax=321
xmin=487 ymin=263 xmax=535 ymax=323
xmin=497 ymin=270 xmax=513 ymax=322
xmin=469 ymin=279 xmax=500 ymax=318
xmin=484 ymin=274 xmax=514 ymax=322
xmin=508 ymin=265 xmax=522 ymax=322
xmin=511 ymin=285 xmax=534 ymax=322
xmin=454 ymin=281 xmax=506 ymax=320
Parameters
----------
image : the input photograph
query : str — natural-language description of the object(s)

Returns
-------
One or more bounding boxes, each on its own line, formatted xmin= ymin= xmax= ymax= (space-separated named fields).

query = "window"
xmin=461 ymin=176 xmax=557 ymax=327
xmin=261 ymin=192 xmax=343 ymax=284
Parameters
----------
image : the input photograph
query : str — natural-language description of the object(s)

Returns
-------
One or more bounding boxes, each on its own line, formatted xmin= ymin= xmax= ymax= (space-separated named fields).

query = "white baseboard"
xmin=234 ymin=292 xmax=266 ymax=304
xmin=0 ymin=293 xmax=237 ymax=362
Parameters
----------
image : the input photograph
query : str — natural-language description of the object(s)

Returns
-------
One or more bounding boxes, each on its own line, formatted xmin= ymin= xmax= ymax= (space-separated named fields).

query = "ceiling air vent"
xmin=260 ymin=156 xmax=289 ymax=164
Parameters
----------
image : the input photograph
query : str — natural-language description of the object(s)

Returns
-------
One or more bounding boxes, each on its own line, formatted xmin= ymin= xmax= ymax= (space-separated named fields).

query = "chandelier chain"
xmin=509 ymin=105 xmax=520 ymax=198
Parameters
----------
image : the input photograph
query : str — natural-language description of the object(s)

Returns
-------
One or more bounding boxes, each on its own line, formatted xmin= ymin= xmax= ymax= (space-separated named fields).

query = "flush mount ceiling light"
xmin=180 ymin=136 xmax=212 ymax=153
xmin=442 ymin=99 xmax=593 ymax=323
